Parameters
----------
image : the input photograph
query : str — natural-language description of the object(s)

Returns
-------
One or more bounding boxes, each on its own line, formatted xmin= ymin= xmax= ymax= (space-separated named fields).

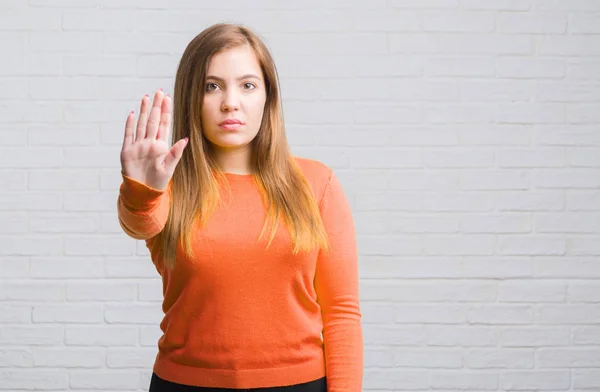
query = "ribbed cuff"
xmin=119 ymin=171 xmax=168 ymax=210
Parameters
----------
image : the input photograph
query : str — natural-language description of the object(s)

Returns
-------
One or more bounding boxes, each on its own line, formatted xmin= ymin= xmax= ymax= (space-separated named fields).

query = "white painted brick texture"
xmin=1 ymin=1 xmax=599 ymax=391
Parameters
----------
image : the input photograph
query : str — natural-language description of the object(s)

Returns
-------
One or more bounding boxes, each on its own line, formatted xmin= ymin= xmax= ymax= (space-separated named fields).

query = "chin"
xmin=208 ymin=136 xmax=254 ymax=150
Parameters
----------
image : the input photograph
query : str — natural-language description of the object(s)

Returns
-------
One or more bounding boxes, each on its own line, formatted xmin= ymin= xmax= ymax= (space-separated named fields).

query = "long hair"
xmin=155 ymin=23 xmax=330 ymax=270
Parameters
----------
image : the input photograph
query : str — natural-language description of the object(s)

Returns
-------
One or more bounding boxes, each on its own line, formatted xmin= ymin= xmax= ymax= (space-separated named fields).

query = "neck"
xmin=211 ymin=144 xmax=254 ymax=175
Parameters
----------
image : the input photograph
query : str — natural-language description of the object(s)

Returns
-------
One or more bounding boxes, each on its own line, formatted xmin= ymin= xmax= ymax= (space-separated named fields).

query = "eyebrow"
xmin=206 ymin=74 xmax=262 ymax=82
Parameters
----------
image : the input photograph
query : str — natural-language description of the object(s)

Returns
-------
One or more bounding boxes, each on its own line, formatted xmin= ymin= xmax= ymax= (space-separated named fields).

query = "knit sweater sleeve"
xmin=116 ymin=171 xmax=171 ymax=240
xmin=314 ymin=169 xmax=364 ymax=391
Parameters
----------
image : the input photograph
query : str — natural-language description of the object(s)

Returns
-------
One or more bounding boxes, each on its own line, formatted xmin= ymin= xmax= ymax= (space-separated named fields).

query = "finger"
xmin=146 ymin=90 xmax=164 ymax=141
xmin=156 ymin=95 xmax=172 ymax=142
xmin=135 ymin=94 xmax=150 ymax=142
xmin=164 ymin=137 xmax=189 ymax=173
xmin=122 ymin=110 xmax=135 ymax=149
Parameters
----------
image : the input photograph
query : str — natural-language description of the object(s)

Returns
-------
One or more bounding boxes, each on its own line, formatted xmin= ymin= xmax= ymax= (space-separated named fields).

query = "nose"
xmin=221 ymin=90 xmax=240 ymax=112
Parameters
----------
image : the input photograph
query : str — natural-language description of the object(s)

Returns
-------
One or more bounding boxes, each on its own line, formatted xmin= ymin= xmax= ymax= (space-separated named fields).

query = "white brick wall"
xmin=1 ymin=1 xmax=599 ymax=391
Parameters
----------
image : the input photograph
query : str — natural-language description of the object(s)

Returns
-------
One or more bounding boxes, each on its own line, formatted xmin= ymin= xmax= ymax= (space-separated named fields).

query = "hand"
xmin=120 ymin=89 xmax=188 ymax=191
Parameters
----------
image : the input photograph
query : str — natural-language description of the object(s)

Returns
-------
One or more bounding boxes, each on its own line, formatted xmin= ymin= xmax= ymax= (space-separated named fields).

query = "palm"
xmin=121 ymin=138 xmax=170 ymax=186
xmin=120 ymin=90 xmax=188 ymax=191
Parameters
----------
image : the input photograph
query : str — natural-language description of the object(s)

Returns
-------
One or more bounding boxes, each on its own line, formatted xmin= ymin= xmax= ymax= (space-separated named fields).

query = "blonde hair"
xmin=156 ymin=23 xmax=330 ymax=269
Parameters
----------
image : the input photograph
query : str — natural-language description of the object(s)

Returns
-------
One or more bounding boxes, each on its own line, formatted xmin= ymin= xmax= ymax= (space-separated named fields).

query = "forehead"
xmin=207 ymin=45 xmax=262 ymax=77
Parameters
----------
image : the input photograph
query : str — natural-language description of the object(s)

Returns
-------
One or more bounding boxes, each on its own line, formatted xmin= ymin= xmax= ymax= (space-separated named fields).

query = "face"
xmin=201 ymin=45 xmax=267 ymax=152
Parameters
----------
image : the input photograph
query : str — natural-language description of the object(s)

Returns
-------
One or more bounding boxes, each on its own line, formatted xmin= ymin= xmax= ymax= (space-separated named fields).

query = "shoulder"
xmin=292 ymin=156 xmax=334 ymax=202
xmin=293 ymin=156 xmax=333 ymax=182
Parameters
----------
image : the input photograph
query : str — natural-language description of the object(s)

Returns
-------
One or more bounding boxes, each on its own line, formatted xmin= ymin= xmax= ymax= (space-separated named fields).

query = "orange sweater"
xmin=117 ymin=157 xmax=363 ymax=391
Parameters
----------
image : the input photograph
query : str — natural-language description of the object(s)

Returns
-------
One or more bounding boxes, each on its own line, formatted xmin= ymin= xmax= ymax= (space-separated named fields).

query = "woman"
xmin=117 ymin=23 xmax=363 ymax=392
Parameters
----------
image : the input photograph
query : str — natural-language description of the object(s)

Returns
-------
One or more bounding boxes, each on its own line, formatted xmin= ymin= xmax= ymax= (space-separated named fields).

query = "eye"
xmin=205 ymin=83 xmax=219 ymax=92
xmin=243 ymin=82 xmax=256 ymax=90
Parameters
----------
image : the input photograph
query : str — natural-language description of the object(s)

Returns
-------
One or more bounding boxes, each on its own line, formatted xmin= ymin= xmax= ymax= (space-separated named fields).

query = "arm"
xmin=117 ymin=171 xmax=171 ymax=240
xmin=314 ymin=169 xmax=364 ymax=392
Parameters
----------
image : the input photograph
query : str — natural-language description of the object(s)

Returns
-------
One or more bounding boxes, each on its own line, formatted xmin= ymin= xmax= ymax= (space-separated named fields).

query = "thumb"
xmin=164 ymin=137 xmax=188 ymax=174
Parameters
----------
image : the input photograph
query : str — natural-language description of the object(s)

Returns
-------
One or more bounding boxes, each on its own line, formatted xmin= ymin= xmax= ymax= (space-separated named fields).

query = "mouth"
xmin=219 ymin=119 xmax=243 ymax=131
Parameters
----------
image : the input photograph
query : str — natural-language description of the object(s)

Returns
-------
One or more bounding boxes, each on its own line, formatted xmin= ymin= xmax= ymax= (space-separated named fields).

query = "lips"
xmin=218 ymin=119 xmax=243 ymax=131
xmin=219 ymin=119 xmax=243 ymax=126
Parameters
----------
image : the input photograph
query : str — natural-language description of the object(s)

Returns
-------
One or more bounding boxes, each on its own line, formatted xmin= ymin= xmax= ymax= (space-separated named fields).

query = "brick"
xmin=499 ymin=280 xmax=566 ymax=302
xmin=0 ymin=348 xmax=33 ymax=367
xmin=427 ymin=325 xmax=497 ymax=346
xmin=535 ymin=169 xmax=600 ymax=188
xmin=537 ymin=305 xmax=600 ymax=324
xmin=0 ymin=326 xmax=63 ymax=346
xmin=104 ymin=304 xmax=163 ymax=324
xmin=534 ymin=257 xmax=600 ymax=278
xmin=499 ymin=327 xmax=570 ymax=347
xmin=573 ymin=369 xmax=600 ymax=389
xmin=461 ymin=81 xmax=533 ymax=102
xmin=467 ymin=305 xmax=533 ymax=324
xmin=424 ymin=57 xmax=496 ymax=78
xmin=396 ymin=33 xmax=531 ymax=54
xmin=495 ymin=191 xmax=565 ymax=211
xmin=392 ymin=214 xmax=459 ymax=233
xmin=568 ymin=58 xmax=600 ymax=79
xmin=65 ymin=326 xmax=137 ymax=347
xmin=69 ymin=371 xmax=140 ymax=390
xmin=0 ymin=236 xmax=63 ymax=256
xmin=28 ymin=32 xmax=101 ymax=53
xmin=460 ymin=0 xmax=530 ymax=10
xmin=28 ymin=125 xmax=100 ymax=146
xmin=0 ymin=148 xmax=62 ymax=169
xmin=423 ymin=11 xmax=495 ymax=32
xmin=105 ymin=257 xmax=160 ymax=279
xmin=361 ymin=281 xmax=495 ymax=302
xmin=392 ymin=347 xmax=463 ymax=368
xmin=0 ymin=282 xmax=64 ymax=302
xmin=0 ymin=305 xmax=31 ymax=323
xmin=30 ymin=257 xmax=104 ymax=279
xmin=497 ymin=58 xmax=565 ymax=79
xmin=137 ymin=280 xmax=162 ymax=302
xmin=430 ymin=371 xmax=498 ymax=390
xmin=538 ymin=348 xmax=600 ymax=367
xmin=535 ymin=213 xmax=600 ymax=233
xmin=536 ymin=81 xmax=600 ymax=102
xmin=64 ymin=235 xmax=134 ymax=256
xmin=497 ymin=11 xmax=566 ymax=33
xmin=67 ymin=281 xmax=137 ymax=301
xmin=391 ymin=0 xmax=458 ymax=8
xmin=539 ymin=36 xmax=600 ymax=56
xmin=0 ymin=212 xmax=28 ymax=234
xmin=33 ymin=304 xmax=103 ymax=323
xmin=33 ymin=348 xmax=104 ymax=368
xmin=106 ymin=348 xmax=156 ymax=368
xmin=534 ymin=0 xmax=600 ymax=11
xmin=500 ymin=370 xmax=570 ymax=390
xmin=464 ymin=348 xmax=534 ymax=368
xmin=0 ymin=370 xmax=68 ymax=390
xmin=568 ymin=148 xmax=600 ymax=167
xmin=567 ymin=191 xmax=600 ymax=210
xmin=0 ymin=10 xmax=61 ymax=30
xmin=395 ymin=305 xmax=467 ymax=324
xmin=573 ymin=327 xmax=600 ymax=345
xmin=499 ymin=236 xmax=566 ymax=255
xmin=62 ymin=9 xmax=133 ymax=31
xmin=568 ymin=282 xmax=600 ymax=302
xmin=364 ymin=369 xmax=429 ymax=390
xmin=30 ymin=213 xmax=99 ymax=233
xmin=140 ymin=326 xmax=162 ymax=347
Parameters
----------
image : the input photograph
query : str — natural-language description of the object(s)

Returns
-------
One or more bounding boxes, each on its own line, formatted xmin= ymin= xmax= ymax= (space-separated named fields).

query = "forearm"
xmin=117 ymin=171 xmax=170 ymax=240
xmin=322 ymin=300 xmax=364 ymax=391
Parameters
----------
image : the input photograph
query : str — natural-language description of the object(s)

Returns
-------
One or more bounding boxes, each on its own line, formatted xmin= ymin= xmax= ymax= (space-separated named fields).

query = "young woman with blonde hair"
xmin=117 ymin=23 xmax=363 ymax=392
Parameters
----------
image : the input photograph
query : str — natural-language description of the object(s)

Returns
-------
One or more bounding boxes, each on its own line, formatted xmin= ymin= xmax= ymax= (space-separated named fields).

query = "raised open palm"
xmin=120 ymin=89 xmax=188 ymax=191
